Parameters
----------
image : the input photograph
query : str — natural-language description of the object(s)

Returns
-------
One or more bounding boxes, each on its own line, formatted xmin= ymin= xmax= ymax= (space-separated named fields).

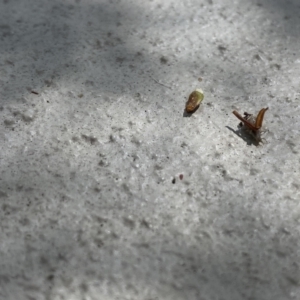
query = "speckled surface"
xmin=1 ymin=0 xmax=300 ymax=299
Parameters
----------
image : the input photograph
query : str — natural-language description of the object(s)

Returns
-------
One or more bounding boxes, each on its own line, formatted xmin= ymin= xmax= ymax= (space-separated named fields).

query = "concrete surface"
xmin=0 ymin=0 xmax=300 ymax=299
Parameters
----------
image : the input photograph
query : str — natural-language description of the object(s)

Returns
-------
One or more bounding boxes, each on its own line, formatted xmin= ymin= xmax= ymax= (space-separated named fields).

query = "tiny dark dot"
xmin=47 ymin=274 xmax=54 ymax=281
xmin=160 ymin=56 xmax=168 ymax=64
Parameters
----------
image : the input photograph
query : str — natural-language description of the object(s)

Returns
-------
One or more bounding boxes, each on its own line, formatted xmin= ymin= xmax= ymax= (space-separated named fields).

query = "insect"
xmin=232 ymin=107 xmax=268 ymax=143
xmin=186 ymin=89 xmax=204 ymax=113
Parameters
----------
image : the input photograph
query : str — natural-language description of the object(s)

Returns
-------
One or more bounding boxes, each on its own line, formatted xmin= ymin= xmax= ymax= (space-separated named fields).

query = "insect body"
xmin=232 ymin=107 xmax=268 ymax=143
xmin=186 ymin=89 xmax=204 ymax=113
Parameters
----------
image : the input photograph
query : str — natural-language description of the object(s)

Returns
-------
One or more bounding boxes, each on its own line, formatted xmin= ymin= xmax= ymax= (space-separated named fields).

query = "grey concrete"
xmin=0 ymin=0 xmax=300 ymax=299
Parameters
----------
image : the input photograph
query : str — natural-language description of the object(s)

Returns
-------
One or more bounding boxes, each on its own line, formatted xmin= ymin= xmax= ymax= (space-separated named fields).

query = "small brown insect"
xmin=186 ymin=89 xmax=204 ymax=113
xmin=31 ymin=90 xmax=39 ymax=95
xmin=232 ymin=107 xmax=268 ymax=142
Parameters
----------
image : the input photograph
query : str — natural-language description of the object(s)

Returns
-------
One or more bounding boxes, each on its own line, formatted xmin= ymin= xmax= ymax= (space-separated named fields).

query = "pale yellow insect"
xmin=186 ymin=89 xmax=204 ymax=113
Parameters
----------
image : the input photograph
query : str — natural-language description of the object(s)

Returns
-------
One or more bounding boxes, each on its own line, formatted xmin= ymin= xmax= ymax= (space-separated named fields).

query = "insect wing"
xmin=232 ymin=110 xmax=258 ymax=131
xmin=255 ymin=107 xmax=268 ymax=129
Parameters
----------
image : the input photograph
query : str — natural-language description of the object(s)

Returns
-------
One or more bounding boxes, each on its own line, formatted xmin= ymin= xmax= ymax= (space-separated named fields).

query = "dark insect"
xmin=232 ymin=107 xmax=268 ymax=143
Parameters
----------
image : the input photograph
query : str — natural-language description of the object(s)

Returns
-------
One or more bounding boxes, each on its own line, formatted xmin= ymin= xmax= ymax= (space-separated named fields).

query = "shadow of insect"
xmin=226 ymin=125 xmax=258 ymax=146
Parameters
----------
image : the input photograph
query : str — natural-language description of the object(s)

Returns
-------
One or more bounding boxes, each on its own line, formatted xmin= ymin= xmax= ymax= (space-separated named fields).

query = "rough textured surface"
xmin=1 ymin=0 xmax=300 ymax=299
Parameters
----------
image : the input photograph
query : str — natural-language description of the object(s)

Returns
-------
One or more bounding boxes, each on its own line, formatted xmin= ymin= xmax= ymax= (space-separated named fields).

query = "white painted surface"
xmin=0 ymin=0 xmax=300 ymax=299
